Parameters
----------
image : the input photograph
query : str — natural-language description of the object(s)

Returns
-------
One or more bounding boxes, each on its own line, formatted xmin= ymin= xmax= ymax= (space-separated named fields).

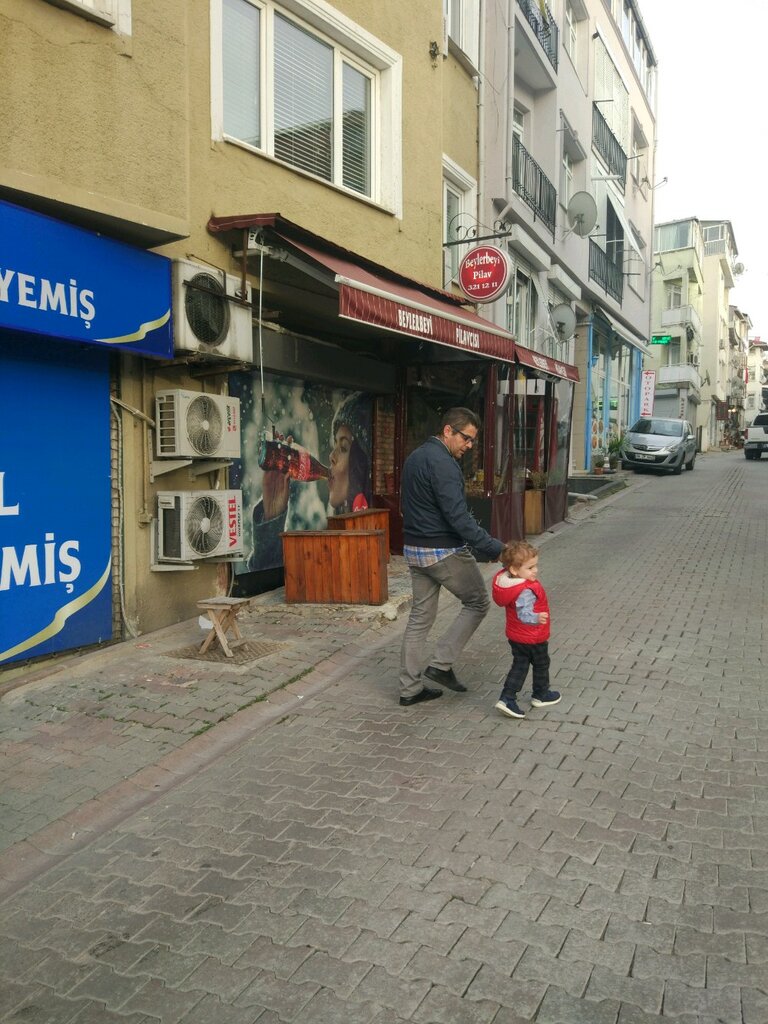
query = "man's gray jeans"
xmin=399 ymin=549 xmax=491 ymax=699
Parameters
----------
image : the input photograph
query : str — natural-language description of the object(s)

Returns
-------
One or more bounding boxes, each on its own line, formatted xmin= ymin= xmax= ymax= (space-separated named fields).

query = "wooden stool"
xmin=197 ymin=597 xmax=250 ymax=657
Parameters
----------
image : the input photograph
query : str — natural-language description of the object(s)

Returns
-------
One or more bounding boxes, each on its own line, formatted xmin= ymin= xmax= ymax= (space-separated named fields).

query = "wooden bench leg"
xmin=199 ymin=610 xmax=234 ymax=657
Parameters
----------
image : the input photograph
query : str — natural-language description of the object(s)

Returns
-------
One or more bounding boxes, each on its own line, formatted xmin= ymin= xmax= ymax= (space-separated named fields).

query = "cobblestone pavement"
xmin=1 ymin=451 xmax=767 ymax=1023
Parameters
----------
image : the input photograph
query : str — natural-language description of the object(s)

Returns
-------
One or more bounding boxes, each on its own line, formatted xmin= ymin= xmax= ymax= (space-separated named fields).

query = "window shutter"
xmin=274 ymin=14 xmax=333 ymax=181
xmin=223 ymin=0 xmax=261 ymax=148
xmin=342 ymin=63 xmax=370 ymax=195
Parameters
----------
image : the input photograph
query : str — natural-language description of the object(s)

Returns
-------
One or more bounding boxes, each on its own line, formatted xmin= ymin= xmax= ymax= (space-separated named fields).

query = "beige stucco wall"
xmin=0 ymin=0 xmax=189 ymax=240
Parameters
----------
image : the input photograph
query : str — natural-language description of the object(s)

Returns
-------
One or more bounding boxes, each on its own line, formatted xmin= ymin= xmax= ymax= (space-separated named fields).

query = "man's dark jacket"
xmin=401 ymin=436 xmax=503 ymax=561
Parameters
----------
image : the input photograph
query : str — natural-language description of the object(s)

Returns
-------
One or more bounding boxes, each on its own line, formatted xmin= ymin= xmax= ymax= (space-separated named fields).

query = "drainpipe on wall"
xmin=505 ymin=0 xmax=515 ymax=202
xmin=585 ymin=315 xmax=594 ymax=469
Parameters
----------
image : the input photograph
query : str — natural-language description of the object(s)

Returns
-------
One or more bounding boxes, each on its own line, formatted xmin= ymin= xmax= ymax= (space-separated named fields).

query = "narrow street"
xmin=1 ymin=450 xmax=767 ymax=1024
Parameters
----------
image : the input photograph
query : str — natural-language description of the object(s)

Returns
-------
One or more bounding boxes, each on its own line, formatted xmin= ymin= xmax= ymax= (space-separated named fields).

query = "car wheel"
xmin=686 ymin=455 xmax=695 ymax=471
xmin=672 ymin=458 xmax=683 ymax=475
xmin=621 ymin=461 xmax=630 ymax=470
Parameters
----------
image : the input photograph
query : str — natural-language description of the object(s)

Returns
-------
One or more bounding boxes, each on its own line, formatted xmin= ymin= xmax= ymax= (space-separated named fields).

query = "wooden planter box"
xmin=524 ymin=489 xmax=545 ymax=536
xmin=326 ymin=507 xmax=390 ymax=561
xmin=281 ymin=529 xmax=388 ymax=605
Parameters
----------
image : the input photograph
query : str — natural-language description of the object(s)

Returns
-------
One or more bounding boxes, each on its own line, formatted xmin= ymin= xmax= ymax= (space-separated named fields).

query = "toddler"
xmin=492 ymin=540 xmax=561 ymax=719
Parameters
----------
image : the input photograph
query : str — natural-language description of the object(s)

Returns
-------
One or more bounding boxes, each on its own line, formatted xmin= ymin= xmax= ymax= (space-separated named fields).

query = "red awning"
xmin=208 ymin=213 xmax=516 ymax=362
xmin=515 ymin=343 xmax=580 ymax=382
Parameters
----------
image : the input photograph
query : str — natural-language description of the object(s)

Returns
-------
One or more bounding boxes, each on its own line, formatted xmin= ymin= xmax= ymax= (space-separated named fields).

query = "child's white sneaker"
xmin=495 ymin=699 xmax=525 ymax=719
xmin=531 ymin=690 xmax=561 ymax=708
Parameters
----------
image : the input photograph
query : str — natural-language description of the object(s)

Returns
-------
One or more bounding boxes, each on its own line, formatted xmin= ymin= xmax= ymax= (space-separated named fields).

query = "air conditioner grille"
xmin=160 ymin=498 xmax=182 ymax=560
xmin=185 ymin=273 xmax=230 ymax=347
xmin=185 ymin=495 xmax=224 ymax=555
xmin=186 ymin=395 xmax=223 ymax=455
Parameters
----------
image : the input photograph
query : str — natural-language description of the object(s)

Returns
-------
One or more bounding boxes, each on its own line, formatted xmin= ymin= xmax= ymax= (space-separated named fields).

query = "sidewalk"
xmin=0 ymin=480 xmax=636 ymax=898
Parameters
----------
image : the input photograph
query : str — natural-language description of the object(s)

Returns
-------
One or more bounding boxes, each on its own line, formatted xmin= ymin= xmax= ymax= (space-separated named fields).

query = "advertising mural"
xmin=0 ymin=336 xmax=112 ymax=665
xmin=229 ymin=373 xmax=372 ymax=574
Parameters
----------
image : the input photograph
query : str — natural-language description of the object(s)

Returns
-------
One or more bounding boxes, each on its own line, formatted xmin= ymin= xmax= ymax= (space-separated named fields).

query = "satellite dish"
xmin=566 ymin=192 xmax=598 ymax=237
xmin=551 ymin=303 xmax=577 ymax=340
xmin=734 ymin=262 xmax=745 ymax=275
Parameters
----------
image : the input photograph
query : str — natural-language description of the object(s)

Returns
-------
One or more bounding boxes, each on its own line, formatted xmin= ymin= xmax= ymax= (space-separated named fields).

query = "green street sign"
xmin=651 ymin=335 xmax=672 ymax=345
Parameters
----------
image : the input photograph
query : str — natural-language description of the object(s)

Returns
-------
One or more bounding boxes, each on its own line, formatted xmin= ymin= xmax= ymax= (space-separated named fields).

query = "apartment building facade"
xmin=478 ymin=0 xmax=658 ymax=477
xmin=647 ymin=218 xmax=705 ymax=439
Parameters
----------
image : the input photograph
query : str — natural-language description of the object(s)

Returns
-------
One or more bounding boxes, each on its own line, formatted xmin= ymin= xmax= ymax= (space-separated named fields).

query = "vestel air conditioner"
xmin=156 ymin=490 xmax=243 ymax=562
xmin=155 ymin=389 xmax=241 ymax=459
xmin=172 ymin=259 xmax=252 ymax=361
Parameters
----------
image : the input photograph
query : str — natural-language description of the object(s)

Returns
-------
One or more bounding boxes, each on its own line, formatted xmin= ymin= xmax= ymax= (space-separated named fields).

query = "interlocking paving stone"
xmin=3 ymin=456 xmax=768 ymax=1024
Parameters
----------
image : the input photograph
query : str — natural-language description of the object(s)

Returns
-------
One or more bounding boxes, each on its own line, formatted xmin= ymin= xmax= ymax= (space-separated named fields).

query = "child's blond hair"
xmin=501 ymin=540 xmax=539 ymax=571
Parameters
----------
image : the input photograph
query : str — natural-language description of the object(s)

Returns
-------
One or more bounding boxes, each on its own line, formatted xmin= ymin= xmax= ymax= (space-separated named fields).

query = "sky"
xmin=637 ymin=0 xmax=768 ymax=339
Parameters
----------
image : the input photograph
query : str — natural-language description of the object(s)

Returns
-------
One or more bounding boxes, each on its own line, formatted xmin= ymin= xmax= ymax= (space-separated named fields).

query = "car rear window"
xmin=752 ymin=414 xmax=768 ymax=427
xmin=630 ymin=419 xmax=683 ymax=436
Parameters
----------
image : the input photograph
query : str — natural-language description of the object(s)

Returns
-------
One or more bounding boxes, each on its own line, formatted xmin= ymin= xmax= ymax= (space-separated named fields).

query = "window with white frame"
xmin=445 ymin=0 xmax=480 ymax=67
xmin=512 ymin=105 xmax=526 ymax=143
xmin=218 ymin=0 xmax=401 ymax=207
xmin=564 ymin=1 xmax=577 ymax=63
xmin=665 ymin=280 xmax=683 ymax=310
xmin=442 ymin=157 xmax=477 ymax=286
xmin=559 ymin=119 xmax=584 ymax=208
xmin=561 ymin=150 xmax=574 ymax=208
xmin=42 ymin=0 xmax=131 ymax=32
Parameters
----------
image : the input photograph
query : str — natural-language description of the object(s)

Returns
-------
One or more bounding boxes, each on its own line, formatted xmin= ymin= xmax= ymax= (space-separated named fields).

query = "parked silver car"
xmin=621 ymin=417 xmax=696 ymax=475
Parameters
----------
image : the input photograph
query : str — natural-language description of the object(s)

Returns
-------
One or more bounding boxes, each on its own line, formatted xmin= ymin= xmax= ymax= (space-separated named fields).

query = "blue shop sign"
xmin=1 ymin=336 xmax=113 ymax=664
xmin=0 ymin=198 xmax=172 ymax=358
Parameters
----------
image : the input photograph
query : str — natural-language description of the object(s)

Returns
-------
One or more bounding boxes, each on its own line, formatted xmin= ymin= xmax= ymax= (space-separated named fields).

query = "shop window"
xmin=218 ymin=0 xmax=401 ymax=208
xmin=404 ymin=363 xmax=487 ymax=491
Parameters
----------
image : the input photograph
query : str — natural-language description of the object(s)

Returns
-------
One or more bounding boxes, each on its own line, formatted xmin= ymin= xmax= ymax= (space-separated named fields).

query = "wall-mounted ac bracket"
xmin=150 ymin=459 xmax=193 ymax=482
xmin=187 ymin=459 xmax=234 ymax=479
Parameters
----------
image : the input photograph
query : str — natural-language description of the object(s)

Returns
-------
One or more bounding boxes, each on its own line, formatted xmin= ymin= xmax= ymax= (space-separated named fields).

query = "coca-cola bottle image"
xmin=258 ymin=433 xmax=330 ymax=482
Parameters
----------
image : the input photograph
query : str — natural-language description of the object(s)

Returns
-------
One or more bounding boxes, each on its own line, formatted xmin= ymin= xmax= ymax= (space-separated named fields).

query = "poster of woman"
xmin=229 ymin=372 xmax=372 ymax=575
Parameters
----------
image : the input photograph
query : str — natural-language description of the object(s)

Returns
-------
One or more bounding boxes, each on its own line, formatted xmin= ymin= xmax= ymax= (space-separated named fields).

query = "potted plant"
xmin=607 ymin=433 xmax=624 ymax=470
xmin=524 ymin=469 xmax=547 ymax=535
xmin=592 ymin=448 xmax=606 ymax=474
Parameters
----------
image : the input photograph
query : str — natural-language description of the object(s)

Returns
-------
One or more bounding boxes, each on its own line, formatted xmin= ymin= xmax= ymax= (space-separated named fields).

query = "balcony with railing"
xmin=511 ymin=135 xmax=557 ymax=236
xmin=589 ymin=239 xmax=623 ymax=304
xmin=592 ymin=104 xmax=628 ymax=192
xmin=658 ymin=363 xmax=702 ymax=391
xmin=661 ymin=304 xmax=702 ymax=337
xmin=517 ymin=0 xmax=559 ymax=71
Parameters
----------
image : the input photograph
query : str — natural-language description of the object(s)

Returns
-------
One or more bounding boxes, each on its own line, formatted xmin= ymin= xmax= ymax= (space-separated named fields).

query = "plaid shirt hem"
xmin=403 ymin=544 xmax=465 ymax=568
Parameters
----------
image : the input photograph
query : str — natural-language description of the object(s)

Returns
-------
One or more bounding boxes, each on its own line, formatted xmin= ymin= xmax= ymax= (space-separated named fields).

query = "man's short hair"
xmin=440 ymin=407 xmax=480 ymax=433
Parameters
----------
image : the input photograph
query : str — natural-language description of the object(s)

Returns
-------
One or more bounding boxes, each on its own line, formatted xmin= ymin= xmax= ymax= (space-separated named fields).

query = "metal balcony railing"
xmin=592 ymin=103 xmax=628 ymax=192
xmin=589 ymin=239 xmax=623 ymax=303
xmin=511 ymin=136 xmax=557 ymax=236
xmin=517 ymin=0 xmax=559 ymax=71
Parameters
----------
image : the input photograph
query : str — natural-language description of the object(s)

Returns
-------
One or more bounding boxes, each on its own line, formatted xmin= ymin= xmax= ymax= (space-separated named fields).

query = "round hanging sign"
xmin=457 ymin=245 xmax=512 ymax=303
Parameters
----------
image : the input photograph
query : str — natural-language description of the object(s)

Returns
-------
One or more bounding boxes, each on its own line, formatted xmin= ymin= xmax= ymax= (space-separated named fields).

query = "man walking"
xmin=399 ymin=407 xmax=503 ymax=706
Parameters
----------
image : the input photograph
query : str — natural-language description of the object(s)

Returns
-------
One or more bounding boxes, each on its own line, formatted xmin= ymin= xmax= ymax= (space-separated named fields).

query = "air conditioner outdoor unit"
xmin=155 ymin=389 xmax=241 ymax=459
xmin=156 ymin=490 xmax=243 ymax=562
xmin=691 ymin=355 xmax=700 ymax=367
xmin=172 ymin=259 xmax=252 ymax=361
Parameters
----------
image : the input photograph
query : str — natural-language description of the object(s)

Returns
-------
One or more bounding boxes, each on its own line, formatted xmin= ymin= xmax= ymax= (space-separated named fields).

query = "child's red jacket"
xmin=492 ymin=570 xmax=551 ymax=644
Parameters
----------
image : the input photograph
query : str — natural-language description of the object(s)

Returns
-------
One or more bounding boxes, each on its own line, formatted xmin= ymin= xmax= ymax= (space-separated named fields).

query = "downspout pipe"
xmin=505 ymin=0 xmax=515 ymax=202
xmin=585 ymin=315 xmax=594 ymax=469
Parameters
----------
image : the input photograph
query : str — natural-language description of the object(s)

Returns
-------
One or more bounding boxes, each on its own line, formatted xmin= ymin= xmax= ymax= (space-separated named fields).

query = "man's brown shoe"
xmin=400 ymin=686 xmax=443 ymax=706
